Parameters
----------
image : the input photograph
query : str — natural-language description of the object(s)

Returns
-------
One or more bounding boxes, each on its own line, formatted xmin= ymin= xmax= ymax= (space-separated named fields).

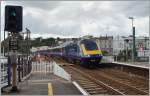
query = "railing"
xmin=17 ymin=56 xmax=32 ymax=81
xmin=31 ymin=60 xmax=71 ymax=81
xmin=1 ymin=56 xmax=9 ymax=88
xmin=31 ymin=61 xmax=53 ymax=73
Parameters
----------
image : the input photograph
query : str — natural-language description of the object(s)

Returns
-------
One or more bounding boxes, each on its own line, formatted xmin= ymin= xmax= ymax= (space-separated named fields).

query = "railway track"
xmin=67 ymin=65 xmax=148 ymax=95
xmin=53 ymin=57 xmax=123 ymax=95
xmin=63 ymin=65 xmax=124 ymax=95
xmin=53 ymin=57 xmax=149 ymax=95
xmin=97 ymin=67 xmax=149 ymax=94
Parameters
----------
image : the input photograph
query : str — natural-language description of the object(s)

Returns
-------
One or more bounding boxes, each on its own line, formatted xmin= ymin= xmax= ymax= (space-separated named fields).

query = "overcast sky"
xmin=1 ymin=1 xmax=149 ymax=39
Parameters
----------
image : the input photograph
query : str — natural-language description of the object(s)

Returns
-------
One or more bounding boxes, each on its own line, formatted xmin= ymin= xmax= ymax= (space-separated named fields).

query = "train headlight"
xmin=85 ymin=54 xmax=90 ymax=57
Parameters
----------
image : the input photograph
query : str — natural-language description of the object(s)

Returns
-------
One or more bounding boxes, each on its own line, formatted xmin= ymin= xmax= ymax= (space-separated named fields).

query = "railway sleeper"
xmin=81 ymin=83 xmax=99 ymax=86
xmin=134 ymin=85 xmax=149 ymax=90
xmin=76 ymin=79 xmax=90 ymax=81
xmin=79 ymin=82 xmax=96 ymax=85
xmin=78 ymin=81 xmax=96 ymax=83
xmin=85 ymin=87 xmax=103 ymax=91
xmin=75 ymin=79 xmax=90 ymax=82
xmin=92 ymin=73 xmax=148 ymax=94
xmin=115 ymin=80 xmax=148 ymax=92
xmin=81 ymin=85 xmax=100 ymax=88
xmin=82 ymin=85 xmax=99 ymax=89
xmin=74 ymin=77 xmax=87 ymax=79
xmin=89 ymin=90 xmax=108 ymax=94
xmin=81 ymin=83 xmax=98 ymax=86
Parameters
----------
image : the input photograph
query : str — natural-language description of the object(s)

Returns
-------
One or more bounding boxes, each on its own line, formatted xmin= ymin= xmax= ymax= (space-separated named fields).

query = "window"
xmin=81 ymin=39 xmax=98 ymax=50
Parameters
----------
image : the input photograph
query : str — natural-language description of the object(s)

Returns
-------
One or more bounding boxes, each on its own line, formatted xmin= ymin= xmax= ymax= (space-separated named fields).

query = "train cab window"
xmin=81 ymin=40 xmax=98 ymax=50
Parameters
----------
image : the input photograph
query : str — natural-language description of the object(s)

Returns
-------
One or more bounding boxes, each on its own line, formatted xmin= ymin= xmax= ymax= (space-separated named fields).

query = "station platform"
xmin=112 ymin=61 xmax=149 ymax=69
xmin=2 ymin=72 xmax=82 ymax=95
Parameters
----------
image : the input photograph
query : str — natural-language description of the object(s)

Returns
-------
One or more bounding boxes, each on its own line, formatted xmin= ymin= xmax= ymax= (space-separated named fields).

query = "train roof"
xmin=48 ymin=41 xmax=74 ymax=50
xmin=34 ymin=38 xmax=96 ymax=52
xmin=48 ymin=38 xmax=95 ymax=50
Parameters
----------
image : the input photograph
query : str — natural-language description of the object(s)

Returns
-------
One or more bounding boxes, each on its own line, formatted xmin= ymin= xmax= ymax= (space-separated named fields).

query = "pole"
xmin=3 ymin=30 xmax=5 ymax=56
xmin=26 ymin=28 xmax=31 ymax=74
xmin=10 ymin=50 xmax=18 ymax=92
xmin=129 ymin=18 xmax=134 ymax=62
xmin=125 ymin=39 xmax=129 ymax=62
xmin=131 ymin=19 xmax=134 ymax=63
xmin=12 ymin=60 xmax=17 ymax=90
xmin=18 ymin=56 xmax=21 ymax=82
xmin=10 ymin=33 xmax=19 ymax=92
xmin=133 ymin=27 xmax=136 ymax=62
xmin=0 ymin=30 xmax=1 ymax=56
xmin=126 ymin=42 xmax=128 ymax=62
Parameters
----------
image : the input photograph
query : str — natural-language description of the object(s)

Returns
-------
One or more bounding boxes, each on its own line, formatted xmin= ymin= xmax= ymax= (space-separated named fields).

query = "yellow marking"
xmin=81 ymin=44 xmax=88 ymax=55
xmin=86 ymin=50 xmax=102 ymax=55
xmin=81 ymin=44 xmax=102 ymax=55
xmin=48 ymin=83 xmax=53 ymax=96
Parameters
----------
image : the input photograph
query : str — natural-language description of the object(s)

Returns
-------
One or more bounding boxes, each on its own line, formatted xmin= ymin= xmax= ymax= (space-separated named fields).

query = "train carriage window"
xmin=73 ymin=44 xmax=78 ymax=52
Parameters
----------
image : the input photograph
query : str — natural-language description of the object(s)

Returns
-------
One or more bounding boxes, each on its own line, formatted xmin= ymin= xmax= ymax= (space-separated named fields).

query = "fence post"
xmin=8 ymin=56 xmax=11 ymax=86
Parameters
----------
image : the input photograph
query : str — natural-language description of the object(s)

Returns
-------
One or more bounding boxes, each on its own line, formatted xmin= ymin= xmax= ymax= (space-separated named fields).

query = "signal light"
xmin=5 ymin=5 xmax=23 ymax=33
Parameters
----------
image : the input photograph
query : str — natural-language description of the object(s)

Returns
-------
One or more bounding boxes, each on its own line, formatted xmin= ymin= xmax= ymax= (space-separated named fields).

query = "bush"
xmin=101 ymin=50 xmax=108 ymax=55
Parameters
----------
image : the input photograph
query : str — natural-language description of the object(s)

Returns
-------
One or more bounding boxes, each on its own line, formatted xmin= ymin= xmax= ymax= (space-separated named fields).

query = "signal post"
xmin=4 ymin=5 xmax=23 ymax=92
xmin=9 ymin=34 xmax=19 ymax=92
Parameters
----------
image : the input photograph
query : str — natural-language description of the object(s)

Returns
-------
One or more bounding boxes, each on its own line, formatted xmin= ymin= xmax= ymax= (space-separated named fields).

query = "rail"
xmin=69 ymin=66 xmax=125 ymax=95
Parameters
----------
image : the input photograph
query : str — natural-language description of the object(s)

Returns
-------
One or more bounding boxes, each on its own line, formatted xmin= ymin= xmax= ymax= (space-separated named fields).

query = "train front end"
xmin=80 ymin=39 xmax=103 ymax=66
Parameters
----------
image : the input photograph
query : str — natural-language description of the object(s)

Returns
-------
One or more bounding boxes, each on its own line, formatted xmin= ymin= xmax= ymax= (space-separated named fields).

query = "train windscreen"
xmin=81 ymin=40 xmax=98 ymax=50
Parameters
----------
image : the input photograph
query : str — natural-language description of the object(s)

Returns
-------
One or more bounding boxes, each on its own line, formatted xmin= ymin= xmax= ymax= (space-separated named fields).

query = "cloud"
xmin=1 ymin=1 xmax=149 ymax=39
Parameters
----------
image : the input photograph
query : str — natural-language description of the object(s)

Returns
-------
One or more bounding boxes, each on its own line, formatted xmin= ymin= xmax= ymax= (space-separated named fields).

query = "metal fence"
xmin=17 ymin=56 xmax=32 ymax=82
xmin=1 ymin=56 xmax=9 ymax=88
xmin=1 ymin=55 xmax=32 ymax=89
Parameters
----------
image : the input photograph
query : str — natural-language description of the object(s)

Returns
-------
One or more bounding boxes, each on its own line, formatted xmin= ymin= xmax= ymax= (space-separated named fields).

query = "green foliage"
xmin=31 ymin=37 xmax=56 ymax=47
xmin=101 ymin=50 xmax=108 ymax=55
xmin=116 ymin=49 xmax=137 ymax=61
xmin=1 ymin=36 xmax=57 ymax=54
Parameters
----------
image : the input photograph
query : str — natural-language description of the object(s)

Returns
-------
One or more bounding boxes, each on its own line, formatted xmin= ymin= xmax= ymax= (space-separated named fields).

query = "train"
xmin=37 ymin=39 xmax=103 ymax=67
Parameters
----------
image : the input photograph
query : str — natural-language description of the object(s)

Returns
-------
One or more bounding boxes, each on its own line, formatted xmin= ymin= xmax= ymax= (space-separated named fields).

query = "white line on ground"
xmin=72 ymin=81 xmax=89 ymax=96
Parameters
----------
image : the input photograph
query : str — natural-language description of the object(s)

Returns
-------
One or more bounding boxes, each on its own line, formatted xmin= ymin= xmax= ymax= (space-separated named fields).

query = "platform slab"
xmin=2 ymin=72 xmax=82 ymax=95
xmin=113 ymin=61 xmax=149 ymax=69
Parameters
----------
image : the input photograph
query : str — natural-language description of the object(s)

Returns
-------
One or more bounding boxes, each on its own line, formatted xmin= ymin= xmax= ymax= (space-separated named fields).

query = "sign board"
xmin=9 ymin=36 xmax=18 ymax=50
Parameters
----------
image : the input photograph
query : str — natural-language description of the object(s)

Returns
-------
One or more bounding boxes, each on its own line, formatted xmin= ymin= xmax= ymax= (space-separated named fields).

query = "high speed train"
xmin=47 ymin=39 xmax=103 ymax=67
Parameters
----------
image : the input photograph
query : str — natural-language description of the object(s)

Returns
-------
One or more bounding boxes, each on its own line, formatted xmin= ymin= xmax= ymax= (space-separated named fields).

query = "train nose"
xmin=81 ymin=55 xmax=103 ymax=63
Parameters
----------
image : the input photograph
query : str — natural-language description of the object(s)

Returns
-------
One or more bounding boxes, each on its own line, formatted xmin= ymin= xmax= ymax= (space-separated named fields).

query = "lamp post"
xmin=125 ymin=39 xmax=129 ymax=62
xmin=129 ymin=17 xmax=135 ymax=62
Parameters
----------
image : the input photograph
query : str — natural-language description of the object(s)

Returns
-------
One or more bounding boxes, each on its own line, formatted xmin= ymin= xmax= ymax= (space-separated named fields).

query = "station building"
xmin=113 ymin=36 xmax=149 ymax=61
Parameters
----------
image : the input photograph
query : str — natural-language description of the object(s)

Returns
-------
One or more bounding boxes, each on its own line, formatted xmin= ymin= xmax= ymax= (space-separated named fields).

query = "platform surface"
xmin=113 ymin=61 xmax=149 ymax=69
xmin=2 ymin=72 xmax=82 ymax=95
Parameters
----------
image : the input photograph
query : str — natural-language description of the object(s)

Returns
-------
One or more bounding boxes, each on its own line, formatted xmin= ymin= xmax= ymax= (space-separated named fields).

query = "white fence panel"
xmin=53 ymin=62 xmax=71 ymax=81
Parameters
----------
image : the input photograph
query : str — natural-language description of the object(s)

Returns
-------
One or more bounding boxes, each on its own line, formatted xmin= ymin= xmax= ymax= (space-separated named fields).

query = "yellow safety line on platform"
xmin=48 ymin=83 xmax=53 ymax=96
